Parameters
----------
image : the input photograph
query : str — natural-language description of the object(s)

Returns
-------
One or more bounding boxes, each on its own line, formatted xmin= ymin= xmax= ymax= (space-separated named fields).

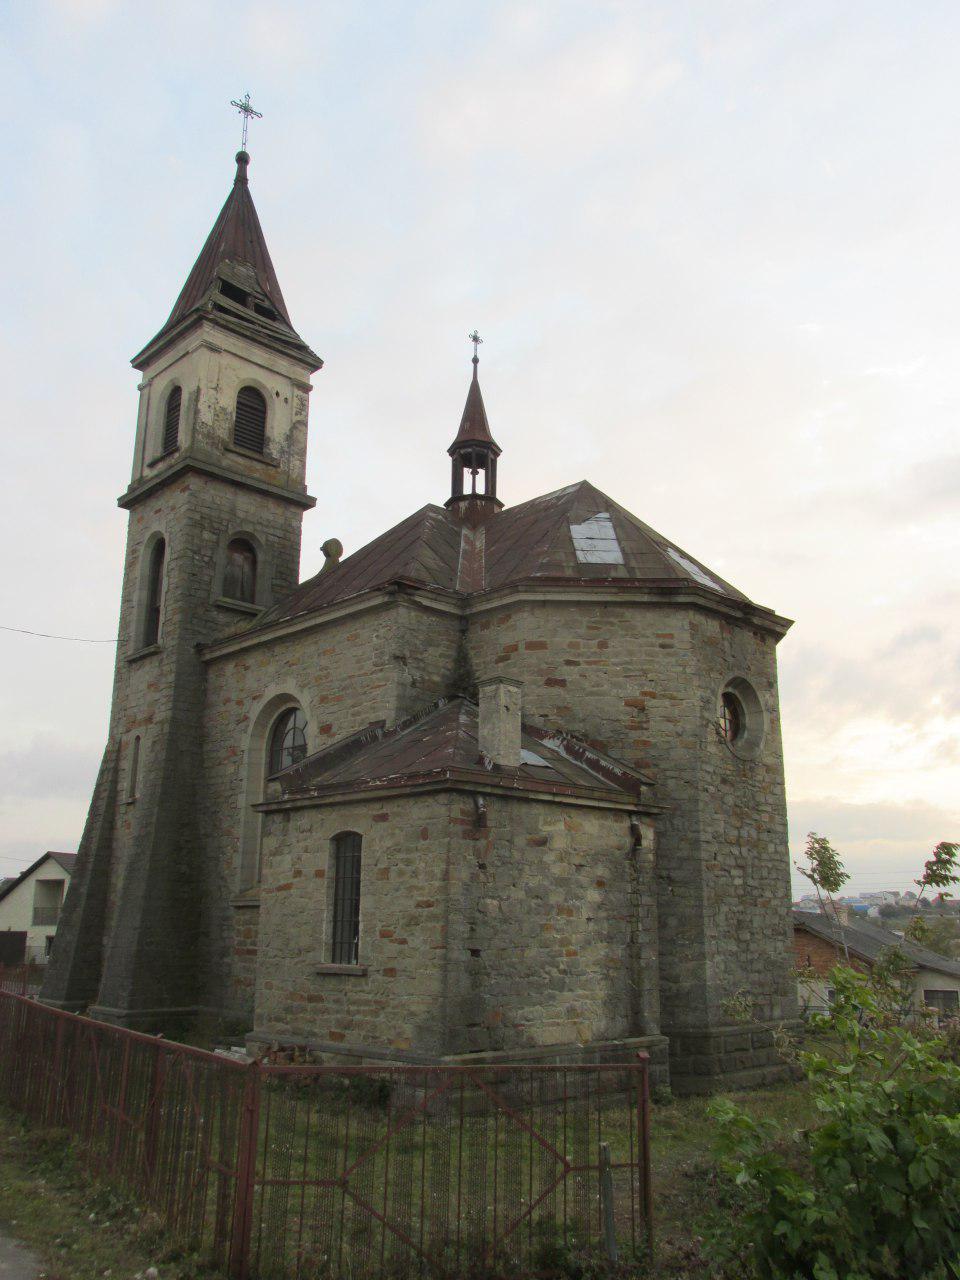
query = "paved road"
xmin=0 ymin=1233 xmax=41 ymax=1280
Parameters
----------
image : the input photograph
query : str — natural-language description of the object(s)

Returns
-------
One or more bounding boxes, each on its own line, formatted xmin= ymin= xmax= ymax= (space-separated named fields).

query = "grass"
xmin=643 ymin=1080 xmax=815 ymax=1279
xmin=0 ymin=1108 xmax=219 ymax=1280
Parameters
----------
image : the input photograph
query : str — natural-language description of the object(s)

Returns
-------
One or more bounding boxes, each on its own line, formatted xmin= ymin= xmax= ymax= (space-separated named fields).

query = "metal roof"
xmin=251 ymin=478 xmax=761 ymax=634
xmin=272 ymin=697 xmax=652 ymax=805
xmin=794 ymin=909 xmax=960 ymax=979
xmin=448 ymin=363 xmax=501 ymax=452
xmin=134 ymin=151 xmax=318 ymax=366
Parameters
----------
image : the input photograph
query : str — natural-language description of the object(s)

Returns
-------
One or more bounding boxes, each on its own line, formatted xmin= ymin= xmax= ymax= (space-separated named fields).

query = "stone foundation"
xmin=668 ymin=1019 xmax=801 ymax=1094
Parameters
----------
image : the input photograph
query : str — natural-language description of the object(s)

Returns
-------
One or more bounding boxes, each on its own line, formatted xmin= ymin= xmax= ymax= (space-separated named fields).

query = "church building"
xmin=43 ymin=148 xmax=797 ymax=1092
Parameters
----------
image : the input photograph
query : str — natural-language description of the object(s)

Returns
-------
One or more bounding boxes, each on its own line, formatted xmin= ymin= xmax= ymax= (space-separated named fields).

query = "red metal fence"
xmin=0 ymin=992 xmax=651 ymax=1277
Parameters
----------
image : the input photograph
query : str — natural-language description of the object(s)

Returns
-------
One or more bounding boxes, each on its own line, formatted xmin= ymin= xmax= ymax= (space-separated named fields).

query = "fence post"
xmin=229 ymin=1061 xmax=261 ymax=1280
xmin=636 ymin=1051 xmax=653 ymax=1251
xmin=598 ymin=1141 xmax=618 ymax=1262
xmin=144 ymin=1039 xmax=166 ymax=1189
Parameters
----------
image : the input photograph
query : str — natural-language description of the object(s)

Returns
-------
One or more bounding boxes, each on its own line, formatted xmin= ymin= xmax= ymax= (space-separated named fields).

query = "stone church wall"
xmin=445 ymin=795 xmax=660 ymax=1055
xmin=200 ymin=598 xmax=462 ymax=1018
xmin=255 ymin=793 xmax=452 ymax=1055
xmin=251 ymin=788 xmax=660 ymax=1063
xmin=463 ymin=596 xmax=795 ymax=1075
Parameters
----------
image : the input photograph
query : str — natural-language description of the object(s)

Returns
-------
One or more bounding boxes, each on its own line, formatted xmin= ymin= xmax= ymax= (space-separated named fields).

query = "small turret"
xmin=446 ymin=332 xmax=502 ymax=513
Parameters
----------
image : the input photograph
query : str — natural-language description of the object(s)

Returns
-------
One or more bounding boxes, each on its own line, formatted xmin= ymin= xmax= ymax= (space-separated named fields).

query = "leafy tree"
xmin=796 ymin=832 xmax=850 ymax=961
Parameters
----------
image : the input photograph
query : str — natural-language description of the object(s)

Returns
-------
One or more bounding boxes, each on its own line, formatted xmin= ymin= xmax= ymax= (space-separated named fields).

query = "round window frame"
xmin=718 ymin=676 xmax=765 ymax=760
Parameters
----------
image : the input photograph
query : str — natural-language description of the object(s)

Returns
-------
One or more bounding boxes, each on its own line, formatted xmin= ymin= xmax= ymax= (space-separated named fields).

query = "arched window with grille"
xmin=233 ymin=386 xmax=267 ymax=453
xmin=142 ymin=538 xmax=165 ymax=647
xmin=330 ymin=832 xmax=362 ymax=965
xmin=223 ymin=538 xmax=257 ymax=604
xmin=268 ymin=707 xmax=308 ymax=775
xmin=162 ymin=386 xmax=181 ymax=454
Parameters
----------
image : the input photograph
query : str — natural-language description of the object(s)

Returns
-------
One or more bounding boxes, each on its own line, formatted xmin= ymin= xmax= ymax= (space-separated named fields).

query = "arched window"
xmin=223 ymin=538 xmax=257 ymax=603
xmin=268 ymin=707 xmax=308 ymax=775
xmin=162 ymin=386 xmax=181 ymax=454
xmin=127 ymin=735 xmax=141 ymax=801
xmin=330 ymin=832 xmax=362 ymax=964
xmin=143 ymin=538 xmax=165 ymax=647
xmin=234 ymin=386 xmax=267 ymax=453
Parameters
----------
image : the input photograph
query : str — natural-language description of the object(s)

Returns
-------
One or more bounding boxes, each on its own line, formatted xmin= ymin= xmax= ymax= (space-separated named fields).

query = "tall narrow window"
xmin=223 ymin=538 xmax=257 ymax=603
xmin=143 ymin=538 xmax=165 ymax=647
xmin=268 ymin=707 xmax=308 ymax=775
xmin=162 ymin=386 xmax=181 ymax=454
xmin=330 ymin=832 xmax=362 ymax=964
xmin=234 ymin=386 xmax=267 ymax=453
xmin=128 ymin=735 xmax=141 ymax=801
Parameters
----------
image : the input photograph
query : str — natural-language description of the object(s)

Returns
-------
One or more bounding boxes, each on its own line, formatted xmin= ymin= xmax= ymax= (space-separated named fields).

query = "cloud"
xmin=788 ymin=797 xmax=960 ymax=895
xmin=0 ymin=738 xmax=101 ymax=802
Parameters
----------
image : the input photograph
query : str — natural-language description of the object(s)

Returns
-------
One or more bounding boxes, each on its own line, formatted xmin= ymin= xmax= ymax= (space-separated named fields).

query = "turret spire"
xmin=447 ymin=333 xmax=502 ymax=511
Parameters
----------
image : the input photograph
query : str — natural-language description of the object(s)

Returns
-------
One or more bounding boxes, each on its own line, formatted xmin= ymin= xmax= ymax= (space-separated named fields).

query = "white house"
xmin=0 ymin=852 xmax=76 ymax=965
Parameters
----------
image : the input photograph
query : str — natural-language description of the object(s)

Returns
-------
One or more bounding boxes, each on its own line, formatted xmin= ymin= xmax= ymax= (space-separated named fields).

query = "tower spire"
xmin=133 ymin=146 xmax=319 ymax=370
xmin=446 ymin=333 xmax=502 ymax=512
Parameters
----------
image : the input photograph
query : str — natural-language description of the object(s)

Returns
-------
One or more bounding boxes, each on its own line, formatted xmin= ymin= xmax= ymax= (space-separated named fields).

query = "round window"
xmin=720 ymin=691 xmax=744 ymax=744
xmin=718 ymin=678 xmax=765 ymax=758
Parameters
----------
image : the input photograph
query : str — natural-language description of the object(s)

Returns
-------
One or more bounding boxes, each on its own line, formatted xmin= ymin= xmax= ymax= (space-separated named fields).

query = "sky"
xmin=0 ymin=0 xmax=957 ymax=897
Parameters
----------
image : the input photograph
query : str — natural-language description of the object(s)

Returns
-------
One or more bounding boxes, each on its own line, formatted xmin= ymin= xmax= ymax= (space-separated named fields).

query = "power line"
xmin=0 ymin=624 xmax=116 ymax=644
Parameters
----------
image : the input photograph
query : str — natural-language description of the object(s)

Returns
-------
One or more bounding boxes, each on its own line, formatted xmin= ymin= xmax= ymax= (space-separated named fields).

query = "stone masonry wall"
xmin=255 ymin=793 xmax=452 ymax=1055
xmin=445 ymin=796 xmax=659 ymax=1054
xmin=253 ymin=789 xmax=659 ymax=1060
xmin=201 ymin=601 xmax=462 ymax=1019
xmin=463 ymin=597 xmax=794 ymax=1046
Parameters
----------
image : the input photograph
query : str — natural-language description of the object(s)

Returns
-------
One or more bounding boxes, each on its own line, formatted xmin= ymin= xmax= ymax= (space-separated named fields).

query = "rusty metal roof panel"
xmin=276 ymin=698 xmax=648 ymax=801
xmin=136 ymin=151 xmax=316 ymax=362
xmin=244 ymin=479 xmax=754 ymax=639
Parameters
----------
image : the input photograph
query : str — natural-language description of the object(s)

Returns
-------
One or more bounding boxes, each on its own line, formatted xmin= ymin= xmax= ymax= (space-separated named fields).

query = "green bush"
xmin=706 ymin=965 xmax=960 ymax=1280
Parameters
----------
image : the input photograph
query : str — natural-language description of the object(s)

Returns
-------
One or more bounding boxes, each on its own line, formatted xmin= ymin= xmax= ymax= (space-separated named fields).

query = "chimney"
xmin=478 ymin=678 xmax=522 ymax=768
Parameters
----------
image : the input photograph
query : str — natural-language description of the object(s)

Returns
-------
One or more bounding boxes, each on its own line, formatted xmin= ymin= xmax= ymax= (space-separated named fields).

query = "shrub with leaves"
xmin=706 ymin=965 xmax=960 ymax=1279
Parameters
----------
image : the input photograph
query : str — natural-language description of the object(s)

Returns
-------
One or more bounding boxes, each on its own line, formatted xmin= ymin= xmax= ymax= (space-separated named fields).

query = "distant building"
xmin=793 ymin=910 xmax=960 ymax=1021
xmin=0 ymin=853 xmax=76 ymax=965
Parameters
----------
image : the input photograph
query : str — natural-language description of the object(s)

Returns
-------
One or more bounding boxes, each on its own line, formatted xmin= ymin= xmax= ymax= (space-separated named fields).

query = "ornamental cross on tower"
xmin=230 ymin=93 xmax=263 ymax=150
xmin=469 ymin=329 xmax=483 ymax=365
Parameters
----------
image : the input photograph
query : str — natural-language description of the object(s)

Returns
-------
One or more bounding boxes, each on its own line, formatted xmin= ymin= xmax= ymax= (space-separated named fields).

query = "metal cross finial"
xmin=230 ymin=93 xmax=263 ymax=150
xmin=468 ymin=330 xmax=483 ymax=363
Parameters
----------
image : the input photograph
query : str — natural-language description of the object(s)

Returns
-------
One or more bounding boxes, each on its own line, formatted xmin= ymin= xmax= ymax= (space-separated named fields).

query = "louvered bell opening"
xmin=234 ymin=387 xmax=267 ymax=453
xmin=162 ymin=387 xmax=181 ymax=454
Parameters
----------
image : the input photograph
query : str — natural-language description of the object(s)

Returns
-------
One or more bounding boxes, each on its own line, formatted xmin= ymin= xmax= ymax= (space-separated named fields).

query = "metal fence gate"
xmin=0 ymin=992 xmax=651 ymax=1277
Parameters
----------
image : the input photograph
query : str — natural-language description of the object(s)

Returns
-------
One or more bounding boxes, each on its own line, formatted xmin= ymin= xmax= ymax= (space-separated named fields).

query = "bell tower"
xmin=43 ymin=149 xmax=322 ymax=1030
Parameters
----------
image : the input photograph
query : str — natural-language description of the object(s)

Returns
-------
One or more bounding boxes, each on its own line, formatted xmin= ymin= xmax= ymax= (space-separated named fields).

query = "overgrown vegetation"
xmin=706 ymin=837 xmax=960 ymax=1280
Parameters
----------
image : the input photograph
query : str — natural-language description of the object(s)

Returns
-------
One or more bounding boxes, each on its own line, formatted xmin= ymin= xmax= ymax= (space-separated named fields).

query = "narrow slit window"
xmin=128 ymin=735 xmax=141 ymax=800
xmin=331 ymin=832 xmax=362 ymax=964
xmin=162 ymin=386 xmax=181 ymax=454
xmin=223 ymin=538 xmax=257 ymax=603
xmin=234 ymin=386 xmax=267 ymax=453
xmin=143 ymin=538 xmax=165 ymax=647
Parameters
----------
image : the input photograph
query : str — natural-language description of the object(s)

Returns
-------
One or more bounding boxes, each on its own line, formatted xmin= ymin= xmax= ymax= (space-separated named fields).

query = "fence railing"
xmin=0 ymin=965 xmax=43 ymax=997
xmin=0 ymin=992 xmax=652 ymax=1278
